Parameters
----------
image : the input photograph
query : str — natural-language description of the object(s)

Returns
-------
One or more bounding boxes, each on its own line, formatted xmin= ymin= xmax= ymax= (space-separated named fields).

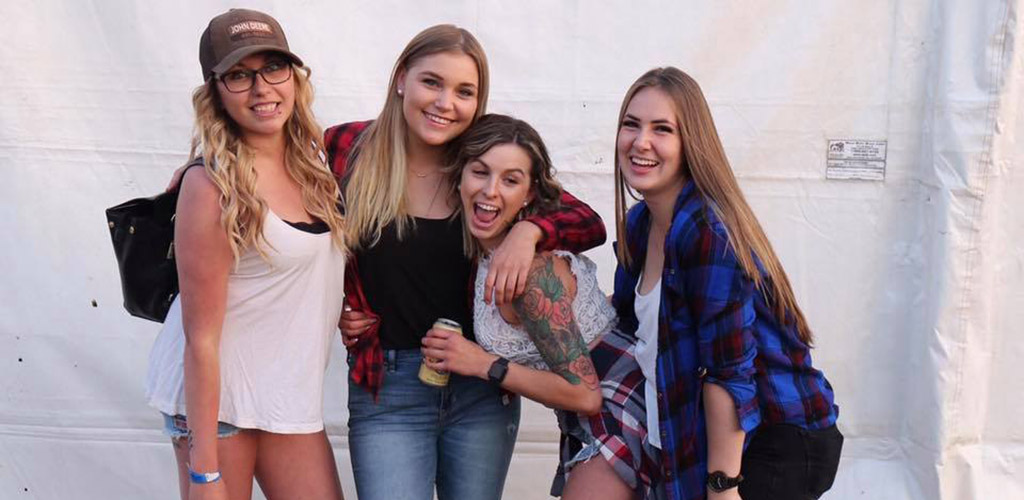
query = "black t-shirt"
xmin=356 ymin=216 xmax=475 ymax=349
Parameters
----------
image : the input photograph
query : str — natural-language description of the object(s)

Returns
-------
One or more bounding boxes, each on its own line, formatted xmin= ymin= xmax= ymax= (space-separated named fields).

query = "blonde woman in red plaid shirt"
xmin=327 ymin=26 xmax=607 ymax=500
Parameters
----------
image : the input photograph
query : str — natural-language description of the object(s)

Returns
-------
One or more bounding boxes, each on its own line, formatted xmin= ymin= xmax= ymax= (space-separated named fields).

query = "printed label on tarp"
xmin=826 ymin=139 xmax=887 ymax=181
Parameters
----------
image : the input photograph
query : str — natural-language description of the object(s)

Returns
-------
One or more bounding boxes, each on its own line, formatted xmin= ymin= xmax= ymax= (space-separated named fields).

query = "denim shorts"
xmin=161 ymin=413 xmax=242 ymax=439
xmin=549 ymin=409 xmax=603 ymax=496
xmin=564 ymin=439 xmax=602 ymax=470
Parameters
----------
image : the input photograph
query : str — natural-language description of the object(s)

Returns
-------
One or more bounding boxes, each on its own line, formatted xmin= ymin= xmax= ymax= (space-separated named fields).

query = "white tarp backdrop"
xmin=1 ymin=1 xmax=1021 ymax=498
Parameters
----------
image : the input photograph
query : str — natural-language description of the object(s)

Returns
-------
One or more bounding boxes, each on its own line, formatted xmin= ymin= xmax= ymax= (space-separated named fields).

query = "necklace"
xmin=425 ymin=177 xmax=444 ymax=216
xmin=410 ymin=168 xmax=436 ymax=178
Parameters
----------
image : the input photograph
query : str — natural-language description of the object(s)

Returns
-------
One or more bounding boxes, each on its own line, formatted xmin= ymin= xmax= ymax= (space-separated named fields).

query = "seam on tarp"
xmin=945 ymin=0 xmax=1014 ymax=485
xmin=906 ymin=3 xmax=945 ymax=499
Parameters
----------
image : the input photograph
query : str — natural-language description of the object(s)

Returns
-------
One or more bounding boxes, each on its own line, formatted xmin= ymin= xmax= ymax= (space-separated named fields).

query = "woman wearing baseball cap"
xmin=145 ymin=9 xmax=347 ymax=500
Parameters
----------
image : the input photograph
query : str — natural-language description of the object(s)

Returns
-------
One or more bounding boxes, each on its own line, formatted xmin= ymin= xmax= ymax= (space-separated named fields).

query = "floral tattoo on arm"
xmin=513 ymin=255 xmax=599 ymax=390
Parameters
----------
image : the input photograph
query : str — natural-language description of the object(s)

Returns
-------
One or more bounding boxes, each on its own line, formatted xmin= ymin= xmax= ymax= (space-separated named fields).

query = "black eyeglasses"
xmin=218 ymin=60 xmax=293 ymax=93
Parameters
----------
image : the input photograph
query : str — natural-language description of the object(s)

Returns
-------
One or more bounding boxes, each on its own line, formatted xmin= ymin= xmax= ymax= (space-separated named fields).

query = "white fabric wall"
xmin=1 ymin=1 xmax=1021 ymax=498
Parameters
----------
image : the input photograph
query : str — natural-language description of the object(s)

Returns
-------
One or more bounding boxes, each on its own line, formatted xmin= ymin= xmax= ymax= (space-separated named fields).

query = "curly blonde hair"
xmin=188 ymin=63 xmax=345 ymax=261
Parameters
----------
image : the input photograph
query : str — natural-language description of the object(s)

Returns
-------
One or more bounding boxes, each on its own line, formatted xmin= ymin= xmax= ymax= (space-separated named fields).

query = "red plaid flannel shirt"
xmin=325 ymin=120 xmax=607 ymax=398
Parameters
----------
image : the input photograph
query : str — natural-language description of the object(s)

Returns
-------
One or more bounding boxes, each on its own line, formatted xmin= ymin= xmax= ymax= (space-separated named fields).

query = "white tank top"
xmin=145 ymin=210 xmax=345 ymax=434
xmin=473 ymin=251 xmax=617 ymax=370
xmin=634 ymin=277 xmax=662 ymax=449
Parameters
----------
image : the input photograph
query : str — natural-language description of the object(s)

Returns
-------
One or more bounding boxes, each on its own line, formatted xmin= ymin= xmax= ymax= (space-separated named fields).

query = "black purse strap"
xmin=174 ymin=158 xmax=207 ymax=194
xmin=154 ymin=158 xmax=206 ymax=219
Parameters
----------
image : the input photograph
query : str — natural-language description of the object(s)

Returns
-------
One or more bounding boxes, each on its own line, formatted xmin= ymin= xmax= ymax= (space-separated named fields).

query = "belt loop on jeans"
xmin=386 ymin=349 xmax=397 ymax=372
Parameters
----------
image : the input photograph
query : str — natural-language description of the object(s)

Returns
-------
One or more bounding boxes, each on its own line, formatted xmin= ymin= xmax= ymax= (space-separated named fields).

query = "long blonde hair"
xmin=188 ymin=63 xmax=345 ymax=261
xmin=344 ymin=24 xmax=489 ymax=250
xmin=614 ymin=67 xmax=813 ymax=344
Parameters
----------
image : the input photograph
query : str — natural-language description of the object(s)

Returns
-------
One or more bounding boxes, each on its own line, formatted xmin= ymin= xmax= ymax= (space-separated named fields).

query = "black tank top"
xmin=356 ymin=216 xmax=475 ymax=349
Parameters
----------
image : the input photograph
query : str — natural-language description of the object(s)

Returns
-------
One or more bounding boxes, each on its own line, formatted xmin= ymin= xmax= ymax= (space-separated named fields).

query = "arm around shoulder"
xmin=324 ymin=120 xmax=372 ymax=181
xmin=526 ymin=190 xmax=607 ymax=253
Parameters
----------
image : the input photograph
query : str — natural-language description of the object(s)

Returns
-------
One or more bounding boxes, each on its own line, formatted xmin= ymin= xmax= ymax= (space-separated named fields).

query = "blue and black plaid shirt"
xmin=613 ymin=181 xmax=838 ymax=500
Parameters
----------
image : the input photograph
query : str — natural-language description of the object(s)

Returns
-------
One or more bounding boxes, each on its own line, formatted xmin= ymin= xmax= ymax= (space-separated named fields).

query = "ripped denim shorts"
xmin=161 ymin=413 xmax=242 ymax=440
xmin=549 ymin=409 xmax=603 ymax=496
xmin=564 ymin=437 xmax=603 ymax=470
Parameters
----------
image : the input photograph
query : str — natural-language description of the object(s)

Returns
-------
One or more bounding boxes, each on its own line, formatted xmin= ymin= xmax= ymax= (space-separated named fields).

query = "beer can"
xmin=419 ymin=318 xmax=463 ymax=387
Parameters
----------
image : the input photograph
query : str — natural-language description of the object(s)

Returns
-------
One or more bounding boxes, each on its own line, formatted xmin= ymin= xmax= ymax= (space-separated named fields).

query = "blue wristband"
xmin=188 ymin=468 xmax=222 ymax=484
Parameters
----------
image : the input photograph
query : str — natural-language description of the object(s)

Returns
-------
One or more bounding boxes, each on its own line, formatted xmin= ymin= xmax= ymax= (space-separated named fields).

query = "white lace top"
xmin=474 ymin=251 xmax=617 ymax=370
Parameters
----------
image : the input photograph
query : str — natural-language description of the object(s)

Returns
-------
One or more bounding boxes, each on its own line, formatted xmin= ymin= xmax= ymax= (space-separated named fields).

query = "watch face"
xmin=709 ymin=472 xmax=725 ymax=490
xmin=488 ymin=358 xmax=509 ymax=384
xmin=707 ymin=471 xmax=740 ymax=492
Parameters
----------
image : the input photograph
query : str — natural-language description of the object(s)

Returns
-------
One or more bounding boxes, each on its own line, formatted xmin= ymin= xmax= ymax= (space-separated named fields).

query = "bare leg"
xmin=562 ymin=456 xmax=634 ymax=500
xmin=254 ymin=430 xmax=344 ymax=500
xmin=171 ymin=430 xmax=259 ymax=500
xmin=172 ymin=437 xmax=190 ymax=500
xmin=219 ymin=430 xmax=259 ymax=499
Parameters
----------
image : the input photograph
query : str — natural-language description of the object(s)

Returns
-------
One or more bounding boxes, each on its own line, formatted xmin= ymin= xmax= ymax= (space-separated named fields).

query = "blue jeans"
xmin=348 ymin=349 xmax=521 ymax=500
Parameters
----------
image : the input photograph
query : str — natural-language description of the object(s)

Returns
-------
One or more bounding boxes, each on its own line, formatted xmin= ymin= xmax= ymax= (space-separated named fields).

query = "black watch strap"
xmin=707 ymin=471 xmax=743 ymax=492
xmin=487 ymin=357 xmax=510 ymax=385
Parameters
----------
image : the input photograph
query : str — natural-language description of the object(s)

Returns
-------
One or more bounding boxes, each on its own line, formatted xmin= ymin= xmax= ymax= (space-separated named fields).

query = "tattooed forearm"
xmin=514 ymin=255 xmax=599 ymax=390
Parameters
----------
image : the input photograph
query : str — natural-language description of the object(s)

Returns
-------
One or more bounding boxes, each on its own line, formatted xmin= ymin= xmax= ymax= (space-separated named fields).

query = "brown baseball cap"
xmin=199 ymin=8 xmax=303 ymax=80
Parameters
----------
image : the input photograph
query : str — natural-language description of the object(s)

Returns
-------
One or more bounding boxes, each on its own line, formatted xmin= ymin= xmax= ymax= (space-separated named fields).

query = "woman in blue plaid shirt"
xmin=571 ymin=67 xmax=842 ymax=500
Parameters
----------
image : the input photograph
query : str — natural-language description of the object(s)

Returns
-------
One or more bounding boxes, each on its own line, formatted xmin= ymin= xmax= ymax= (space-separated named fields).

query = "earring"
xmin=397 ymin=88 xmax=404 ymax=97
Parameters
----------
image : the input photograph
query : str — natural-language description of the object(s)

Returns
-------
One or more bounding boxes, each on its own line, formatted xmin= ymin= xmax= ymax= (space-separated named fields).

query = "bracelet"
xmin=188 ymin=468 xmax=222 ymax=484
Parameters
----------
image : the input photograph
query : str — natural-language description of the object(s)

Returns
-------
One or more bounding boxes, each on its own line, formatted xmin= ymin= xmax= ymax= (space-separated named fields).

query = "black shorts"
xmin=739 ymin=423 xmax=844 ymax=500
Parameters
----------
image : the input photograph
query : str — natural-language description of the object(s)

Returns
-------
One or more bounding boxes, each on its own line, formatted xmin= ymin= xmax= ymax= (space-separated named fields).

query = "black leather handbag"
xmin=105 ymin=161 xmax=202 ymax=322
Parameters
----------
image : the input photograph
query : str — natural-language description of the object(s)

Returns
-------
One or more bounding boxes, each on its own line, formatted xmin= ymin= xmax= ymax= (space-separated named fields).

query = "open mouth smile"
xmin=630 ymin=156 xmax=659 ymax=167
xmin=473 ymin=202 xmax=500 ymax=225
xmin=424 ymin=111 xmax=455 ymax=126
xmin=251 ymin=102 xmax=280 ymax=117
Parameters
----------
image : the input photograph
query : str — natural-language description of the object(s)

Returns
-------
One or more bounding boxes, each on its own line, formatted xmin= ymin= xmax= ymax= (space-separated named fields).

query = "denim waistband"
xmin=349 ymin=348 xmax=424 ymax=373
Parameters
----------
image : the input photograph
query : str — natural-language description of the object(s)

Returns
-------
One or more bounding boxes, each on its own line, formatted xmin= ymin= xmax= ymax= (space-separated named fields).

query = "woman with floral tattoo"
xmin=420 ymin=114 xmax=617 ymax=498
